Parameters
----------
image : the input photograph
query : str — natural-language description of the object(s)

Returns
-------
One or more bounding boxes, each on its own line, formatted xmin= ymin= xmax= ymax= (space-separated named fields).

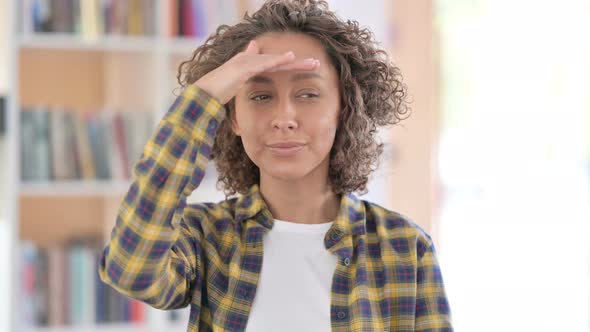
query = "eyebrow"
xmin=245 ymin=72 xmax=324 ymax=84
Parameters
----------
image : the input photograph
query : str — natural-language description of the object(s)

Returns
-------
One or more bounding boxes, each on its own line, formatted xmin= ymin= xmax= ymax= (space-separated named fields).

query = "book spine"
xmin=113 ymin=112 xmax=131 ymax=180
xmin=50 ymin=109 xmax=68 ymax=180
xmin=20 ymin=109 xmax=35 ymax=181
xmin=31 ymin=108 xmax=52 ymax=181
xmin=47 ymin=245 xmax=66 ymax=326
xmin=169 ymin=0 xmax=178 ymax=37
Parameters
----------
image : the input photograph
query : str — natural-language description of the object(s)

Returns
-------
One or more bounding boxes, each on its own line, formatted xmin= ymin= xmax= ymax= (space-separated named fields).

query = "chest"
xmin=200 ymin=226 xmax=418 ymax=331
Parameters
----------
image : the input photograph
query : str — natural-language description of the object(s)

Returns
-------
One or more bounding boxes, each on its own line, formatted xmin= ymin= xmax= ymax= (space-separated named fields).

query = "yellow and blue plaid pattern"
xmin=98 ymin=85 xmax=453 ymax=331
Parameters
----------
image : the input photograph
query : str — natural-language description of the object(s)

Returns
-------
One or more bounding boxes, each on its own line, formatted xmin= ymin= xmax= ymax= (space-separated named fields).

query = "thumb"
xmin=244 ymin=40 xmax=259 ymax=54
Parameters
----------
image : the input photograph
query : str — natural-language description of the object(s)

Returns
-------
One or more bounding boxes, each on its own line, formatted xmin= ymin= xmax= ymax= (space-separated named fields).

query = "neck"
xmin=259 ymin=172 xmax=341 ymax=225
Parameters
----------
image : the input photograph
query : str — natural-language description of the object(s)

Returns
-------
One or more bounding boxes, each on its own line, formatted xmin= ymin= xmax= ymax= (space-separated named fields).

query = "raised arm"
xmin=98 ymin=85 xmax=225 ymax=309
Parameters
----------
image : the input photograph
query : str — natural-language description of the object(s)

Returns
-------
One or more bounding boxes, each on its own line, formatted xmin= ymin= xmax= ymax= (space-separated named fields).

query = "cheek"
xmin=316 ymin=107 xmax=340 ymax=133
xmin=234 ymin=110 xmax=265 ymax=159
xmin=234 ymin=105 xmax=258 ymax=134
xmin=309 ymin=111 xmax=339 ymax=150
xmin=236 ymin=116 xmax=265 ymax=141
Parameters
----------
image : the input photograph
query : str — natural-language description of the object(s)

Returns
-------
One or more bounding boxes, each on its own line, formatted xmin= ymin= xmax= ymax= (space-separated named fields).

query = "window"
xmin=437 ymin=1 xmax=590 ymax=331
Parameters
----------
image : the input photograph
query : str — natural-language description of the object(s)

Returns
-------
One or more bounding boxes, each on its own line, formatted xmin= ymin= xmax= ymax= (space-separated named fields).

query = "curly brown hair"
xmin=176 ymin=0 xmax=410 ymax=196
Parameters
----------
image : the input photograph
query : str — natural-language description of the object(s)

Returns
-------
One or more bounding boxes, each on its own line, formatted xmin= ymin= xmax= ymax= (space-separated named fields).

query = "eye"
xmin=251 ymin=94 xmax=271 ymax=101
xmin=298 ymin=92 xmax=320 ymax=99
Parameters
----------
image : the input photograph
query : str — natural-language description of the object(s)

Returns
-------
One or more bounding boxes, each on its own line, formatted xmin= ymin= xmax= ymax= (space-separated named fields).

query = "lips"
xmin=266 ymin=141 xmax=305 ymax=156
xmin=267 ymin=142 xmax=305 ymax=148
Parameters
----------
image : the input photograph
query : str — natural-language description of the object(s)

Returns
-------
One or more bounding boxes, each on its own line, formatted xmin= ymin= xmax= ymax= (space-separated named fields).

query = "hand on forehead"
xmin=253 ymin=32 xmax=329 ymax=63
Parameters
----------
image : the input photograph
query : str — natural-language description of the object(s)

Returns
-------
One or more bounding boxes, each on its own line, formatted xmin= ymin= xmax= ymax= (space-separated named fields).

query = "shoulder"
xmin=361 ymin=199 xmax=434 ymax=259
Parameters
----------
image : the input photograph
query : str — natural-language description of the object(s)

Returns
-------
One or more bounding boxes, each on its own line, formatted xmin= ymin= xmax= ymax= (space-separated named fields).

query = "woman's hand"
xmin=193 ymin=40 xmax=320 ymax=104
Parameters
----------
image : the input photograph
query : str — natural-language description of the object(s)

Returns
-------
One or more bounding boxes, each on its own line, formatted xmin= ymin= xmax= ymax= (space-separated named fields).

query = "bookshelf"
xmin=5 ymin=1 xmax=253 ymax=331
xmin=3 ymin=0 xmax=18 ymax=332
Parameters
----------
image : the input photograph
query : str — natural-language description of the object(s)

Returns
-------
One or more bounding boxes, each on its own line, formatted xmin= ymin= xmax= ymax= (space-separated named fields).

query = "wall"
xmin=0 ymin=0 xmax=7 ymax=93
xmin=388 ymin=0 xmax=440 ymax=242
xmin=325 ymin=0 xmax=440 ymax=242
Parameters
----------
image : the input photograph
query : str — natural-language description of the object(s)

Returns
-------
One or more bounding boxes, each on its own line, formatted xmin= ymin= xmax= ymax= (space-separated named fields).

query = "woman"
xmin=99 ymin=0 xmax=453 ymax=331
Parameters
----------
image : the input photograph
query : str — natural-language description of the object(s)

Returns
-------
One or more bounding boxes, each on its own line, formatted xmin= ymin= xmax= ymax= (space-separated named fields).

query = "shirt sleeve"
xmin=98 ymin=85 xmax=225 ymax=310
xmin=415 ymin=240 xmax=454 ymax=331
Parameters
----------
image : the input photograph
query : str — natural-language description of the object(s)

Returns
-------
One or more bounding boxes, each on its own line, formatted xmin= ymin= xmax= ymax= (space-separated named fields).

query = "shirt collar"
xmin=234 ymin=183 xmax=366 ymax=237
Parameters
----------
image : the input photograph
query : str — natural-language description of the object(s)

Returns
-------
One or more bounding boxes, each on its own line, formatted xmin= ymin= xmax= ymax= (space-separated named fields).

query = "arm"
xmin=98 ymin=85 xmax=224 ymax=309
xmin=415 ymin=240 xmax=454 ymax=331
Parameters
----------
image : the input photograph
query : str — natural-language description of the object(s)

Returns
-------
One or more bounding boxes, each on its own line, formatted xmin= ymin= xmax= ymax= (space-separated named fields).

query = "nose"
xmin=270 ymin=98 xmax=298 ymax=131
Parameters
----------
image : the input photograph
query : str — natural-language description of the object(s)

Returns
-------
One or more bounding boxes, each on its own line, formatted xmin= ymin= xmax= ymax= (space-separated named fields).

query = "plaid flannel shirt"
xmin=98 ymin=84 xmax=453 ymax=331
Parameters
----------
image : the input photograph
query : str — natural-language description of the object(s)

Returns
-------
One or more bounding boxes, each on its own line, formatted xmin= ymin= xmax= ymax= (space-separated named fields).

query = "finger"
xmin=251 ymin=51 xmax=296 ymax=73
xmin=266 ymin=59 xmax=320 ymax=72
xmin=244 ymin=40 xmax=259 ymax=55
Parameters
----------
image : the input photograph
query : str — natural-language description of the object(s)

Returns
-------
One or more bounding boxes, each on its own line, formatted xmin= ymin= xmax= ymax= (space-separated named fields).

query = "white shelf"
xmin=28 ymin=323 xmax=150 ymax=332
xmin=27 ymin=322 xmax=189 ymax=332
xmin=18 ymin=178 xmax=228 ymax=202
xmin=17 ymin=33 xmax=208 ymax=56
xmin=18 ymin=33 xmax=158 ymax=53
xmin=19 ymin=180 xmax=132 ymax=197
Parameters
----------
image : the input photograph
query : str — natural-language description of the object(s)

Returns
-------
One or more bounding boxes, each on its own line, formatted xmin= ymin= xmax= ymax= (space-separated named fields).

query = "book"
xmin=85 ymin=112 xmax=111 ymax=180
xmin=169 ymin=0 xmax=240 ymax=38
xmin=126 ymin=0 xmax=143 ymax=36
xmin=20 ymin=109 xmax=36 ymax=180
xmin=50 ymin=109 xmax=71 ymax=180
xmin=112 ymin=112 xmax=130 ymax=180
xmin=30 ymin=107 xmax=52 ymax=181
xmin=47 ymin=245 xmax=66 ymax=325
xmin=20 ymin=241 xmax=39 ymax=327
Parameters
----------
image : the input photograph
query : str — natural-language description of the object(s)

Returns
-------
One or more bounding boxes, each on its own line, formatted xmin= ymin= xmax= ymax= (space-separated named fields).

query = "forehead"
xmin=251 ymin=32 xmax=338 ymax=85
xmin=255 ymin=32 xmax=331 ymax=62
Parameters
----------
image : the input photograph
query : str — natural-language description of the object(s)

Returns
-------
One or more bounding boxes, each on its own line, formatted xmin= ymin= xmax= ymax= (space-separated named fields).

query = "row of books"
xmin=21 ymin=0 xmax=243 ymax=39
xmin=169 ymin=0 xmax=240 ymax=38
xmin=20 ymin=240 xmax=147 ymax=326
xmin=22 ymin=0 xmax=156 ymax=37
xmin=20 ymin=106 xmax=155 ymax=182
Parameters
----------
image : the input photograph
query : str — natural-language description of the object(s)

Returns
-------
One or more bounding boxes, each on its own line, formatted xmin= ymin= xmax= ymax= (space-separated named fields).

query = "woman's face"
xmin=233 ymin=32 xmax=341 ymax=182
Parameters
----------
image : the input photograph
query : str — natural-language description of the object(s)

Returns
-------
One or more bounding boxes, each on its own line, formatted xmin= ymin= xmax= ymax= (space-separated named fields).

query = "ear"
xmin=230 ymin=111 xmax=241 ymax=136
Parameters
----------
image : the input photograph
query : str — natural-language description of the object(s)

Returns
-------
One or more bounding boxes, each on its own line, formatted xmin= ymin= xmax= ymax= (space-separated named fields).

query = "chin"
xmin=259 ymin=162 xmax=314 ymax=182
xmin=265 ymin=167 xmax=310 ymax=181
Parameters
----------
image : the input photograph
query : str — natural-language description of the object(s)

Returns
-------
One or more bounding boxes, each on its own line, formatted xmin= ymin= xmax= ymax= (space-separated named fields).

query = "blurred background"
xmin=0 ymin=0 xmax=588 ymax=331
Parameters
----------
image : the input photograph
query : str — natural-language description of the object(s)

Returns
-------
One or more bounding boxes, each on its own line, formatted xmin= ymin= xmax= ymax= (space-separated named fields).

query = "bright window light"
xmin=436 ymin=1 xmax=590 ymax=331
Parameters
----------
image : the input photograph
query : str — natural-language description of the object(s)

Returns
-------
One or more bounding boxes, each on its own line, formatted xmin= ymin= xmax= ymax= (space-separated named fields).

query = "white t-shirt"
xmin=244 ymin=218 xmax=338 ymax=332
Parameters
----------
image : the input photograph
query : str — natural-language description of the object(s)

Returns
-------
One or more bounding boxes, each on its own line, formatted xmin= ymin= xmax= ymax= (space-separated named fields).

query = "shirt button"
xmin=337 ymin=311 xmax=346 ymax=319
xmin=343 ymin=257 xmax=351 ymax=266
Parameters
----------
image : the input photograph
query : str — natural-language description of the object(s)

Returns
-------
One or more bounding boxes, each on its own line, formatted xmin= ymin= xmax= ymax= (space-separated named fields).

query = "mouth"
xmin=266 ymin=142 xmax=306 ymax=156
